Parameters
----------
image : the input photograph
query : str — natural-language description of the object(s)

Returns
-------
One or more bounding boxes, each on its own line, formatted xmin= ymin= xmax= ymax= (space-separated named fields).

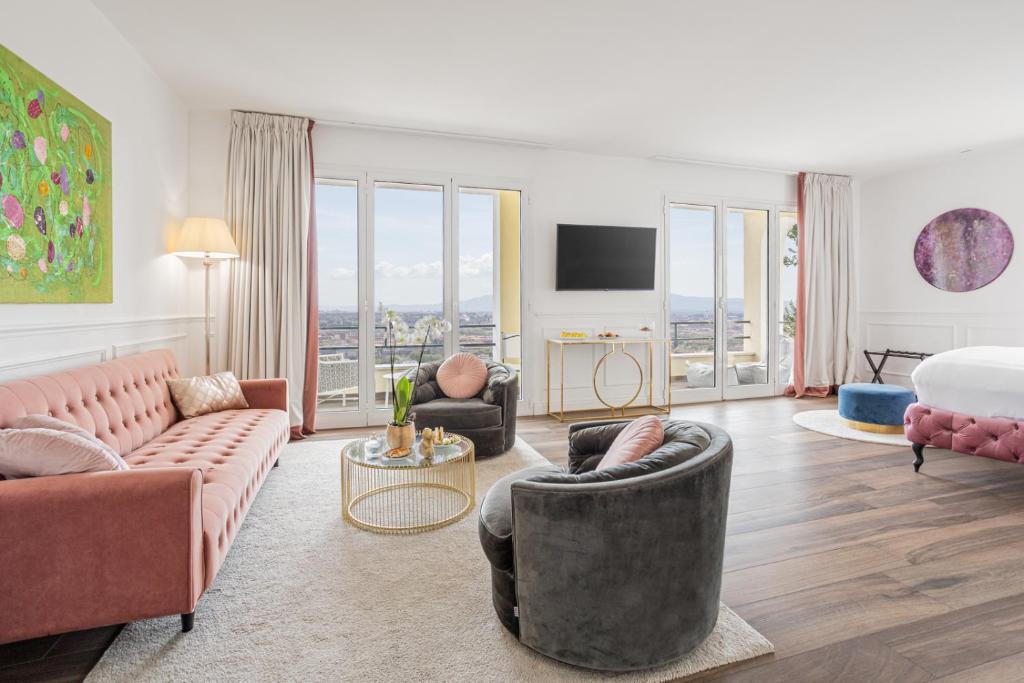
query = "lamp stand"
xmin=203 ymin=255 xmax=213 ymax=375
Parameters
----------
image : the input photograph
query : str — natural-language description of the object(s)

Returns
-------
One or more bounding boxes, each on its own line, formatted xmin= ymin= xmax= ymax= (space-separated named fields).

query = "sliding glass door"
xmin=666 ymin=198 xmax=786 ymax=403
xmin=372 ymin=182 xmax=445 ymax=409
xmin=314 ymin=174 xmax=525 ymax=427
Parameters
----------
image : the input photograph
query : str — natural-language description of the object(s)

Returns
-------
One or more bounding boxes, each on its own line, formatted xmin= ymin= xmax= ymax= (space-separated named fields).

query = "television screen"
xmin=556 ymin=224 xmax=657 ymax=290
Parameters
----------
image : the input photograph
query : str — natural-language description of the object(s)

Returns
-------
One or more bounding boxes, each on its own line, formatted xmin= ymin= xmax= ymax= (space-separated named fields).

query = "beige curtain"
xmin=225 ymin=111 xmax=312 ymax=427
xmin=796 ymin=172 xmax=858 ymax=393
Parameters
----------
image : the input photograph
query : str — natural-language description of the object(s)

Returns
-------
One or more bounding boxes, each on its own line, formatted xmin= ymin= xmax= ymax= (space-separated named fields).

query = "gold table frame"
xmin=546 ymin=338 xmax=672 ymax=422
xmin=340 ymin=436 xmax=476 ymax=534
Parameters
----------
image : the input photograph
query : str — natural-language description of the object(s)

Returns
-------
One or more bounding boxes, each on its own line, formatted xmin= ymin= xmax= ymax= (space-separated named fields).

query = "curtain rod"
xmin=314 ymin=117 xmax=552 ymax=149
xmin=652 ymin=155 xmax=800 ymax=176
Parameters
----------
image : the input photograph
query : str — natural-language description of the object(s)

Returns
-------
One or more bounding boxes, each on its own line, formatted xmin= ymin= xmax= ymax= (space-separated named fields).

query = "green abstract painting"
xmin=0 ymin=43 xmax=111 ymax=303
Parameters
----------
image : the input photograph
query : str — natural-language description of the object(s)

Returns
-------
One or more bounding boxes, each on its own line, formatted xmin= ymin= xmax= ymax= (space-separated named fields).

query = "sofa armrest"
xmin=0 ymin=467 xmax=204 ymax=644
xmin=239 ymin=378 xmax=288 ymax=412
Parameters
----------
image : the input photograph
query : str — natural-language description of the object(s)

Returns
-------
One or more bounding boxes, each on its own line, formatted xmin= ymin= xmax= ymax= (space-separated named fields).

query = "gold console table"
xmin=546 ymin=338 xmax=672 ymax=422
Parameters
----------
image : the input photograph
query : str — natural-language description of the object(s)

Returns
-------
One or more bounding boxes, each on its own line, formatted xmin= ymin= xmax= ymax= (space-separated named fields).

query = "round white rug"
xmin=87 ymin=437 xmax=773 ymax=682
xmin=793 ymin=409 xmax=911 ymax=446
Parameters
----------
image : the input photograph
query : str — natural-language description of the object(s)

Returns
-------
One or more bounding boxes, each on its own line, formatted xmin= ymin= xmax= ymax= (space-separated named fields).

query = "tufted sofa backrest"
xmin=0 ymin=349 xmax=181 ymax=456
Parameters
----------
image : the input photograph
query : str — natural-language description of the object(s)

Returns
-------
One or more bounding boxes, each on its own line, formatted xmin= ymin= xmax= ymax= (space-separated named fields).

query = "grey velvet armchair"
xmin=478 ymin=418 xmax=733 ymax=671
xmin=407 ymin=359 xmax=518 ymax=458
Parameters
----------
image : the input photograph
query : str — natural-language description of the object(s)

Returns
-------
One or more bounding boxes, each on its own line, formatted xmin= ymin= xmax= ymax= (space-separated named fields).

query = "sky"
xmin=316 ymin=182 xmax=495 ymax=311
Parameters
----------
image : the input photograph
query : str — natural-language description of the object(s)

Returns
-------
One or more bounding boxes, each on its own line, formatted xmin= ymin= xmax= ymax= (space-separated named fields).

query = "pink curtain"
xmin=293 ymin=120 xmax=319 ymax=439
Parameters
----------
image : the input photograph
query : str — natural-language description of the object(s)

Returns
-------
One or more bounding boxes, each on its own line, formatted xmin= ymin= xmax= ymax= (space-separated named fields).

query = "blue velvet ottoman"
xmin=838 ymin=383 xmax=916 ymax=434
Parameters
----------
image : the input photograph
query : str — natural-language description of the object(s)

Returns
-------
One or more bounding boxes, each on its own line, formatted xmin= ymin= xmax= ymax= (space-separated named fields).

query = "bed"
xmin=905 ymin=346 xmax=1024 ymax=471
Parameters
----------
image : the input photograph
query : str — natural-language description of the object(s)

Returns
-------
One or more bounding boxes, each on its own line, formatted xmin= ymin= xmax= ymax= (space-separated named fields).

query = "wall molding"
xmin=0 ymin=315 xmax=207 ymax=339
xmin=0 ymin=347 xmax=109 ymax=375
xmin=112 ymin=333 xmax=190 ymax=358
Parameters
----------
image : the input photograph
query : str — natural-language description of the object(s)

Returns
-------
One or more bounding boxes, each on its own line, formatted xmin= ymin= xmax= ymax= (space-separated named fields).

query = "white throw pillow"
xmin=0 ymin=428 xmax=129 ymax=479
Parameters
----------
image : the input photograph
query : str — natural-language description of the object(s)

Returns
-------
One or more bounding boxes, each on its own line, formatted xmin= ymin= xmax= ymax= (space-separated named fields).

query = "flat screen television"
xmin=556 ymin=224 xmax=657 ymax=291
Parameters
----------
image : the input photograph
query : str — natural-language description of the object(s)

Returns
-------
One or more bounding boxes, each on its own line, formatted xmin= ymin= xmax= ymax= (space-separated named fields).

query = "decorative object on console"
xmin=0 ymin=44 xmax=112 ymax=304
xmin=167 ymin=371 xmax=249 ymax=419
xmin=837 ymin=383 xmax=916 ymax=434
xmin=478 ymin=418 xmax=735 ymax=671
xmin=914 ymin=208 xmax=1013 ymax=292
xmin=171 ymin=217 xmax=239 ymax=374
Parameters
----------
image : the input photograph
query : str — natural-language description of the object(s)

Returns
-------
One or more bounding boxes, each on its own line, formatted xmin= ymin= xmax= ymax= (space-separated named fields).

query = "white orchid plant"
xmin=382 ymin=309 xmax=452 ymax=426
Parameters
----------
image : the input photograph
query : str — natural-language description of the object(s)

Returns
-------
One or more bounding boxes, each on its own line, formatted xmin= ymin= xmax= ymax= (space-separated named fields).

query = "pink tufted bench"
xmin=0 ymin=349 xmax=290 ymax=644
xmin=904 ymin=402 xmax=1024 ymax=471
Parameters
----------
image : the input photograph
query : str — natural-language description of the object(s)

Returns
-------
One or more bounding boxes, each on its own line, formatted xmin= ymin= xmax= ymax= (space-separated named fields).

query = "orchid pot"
xmin=385 ymin=421 xmax=416 ymax=451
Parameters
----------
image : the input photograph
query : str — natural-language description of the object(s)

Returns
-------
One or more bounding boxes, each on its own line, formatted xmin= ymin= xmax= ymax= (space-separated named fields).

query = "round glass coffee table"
xmin=340 ymin=434 xmax=476 ymax=534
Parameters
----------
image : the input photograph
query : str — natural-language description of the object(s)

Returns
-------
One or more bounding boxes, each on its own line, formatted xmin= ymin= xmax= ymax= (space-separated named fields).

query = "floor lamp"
xmin=173 ymin=217 xmax=239 ymax=375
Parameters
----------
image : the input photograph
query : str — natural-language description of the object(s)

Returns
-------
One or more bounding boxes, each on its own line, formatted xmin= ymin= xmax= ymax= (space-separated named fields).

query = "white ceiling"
xmin=93 ymin=0 xmax=1024 ymax=176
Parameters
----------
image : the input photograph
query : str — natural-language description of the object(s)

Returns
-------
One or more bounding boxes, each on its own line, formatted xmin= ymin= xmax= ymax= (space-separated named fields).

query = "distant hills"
xmin=321 ymin=293 xmax=744 ymax=316
xmin=670 ymin=295 xmax=745 ymax=316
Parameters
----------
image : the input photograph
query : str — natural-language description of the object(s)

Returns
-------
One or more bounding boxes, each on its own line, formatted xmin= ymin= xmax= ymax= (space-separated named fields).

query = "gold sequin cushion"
xmin=167 ymin=371 xmax=249 ymax=419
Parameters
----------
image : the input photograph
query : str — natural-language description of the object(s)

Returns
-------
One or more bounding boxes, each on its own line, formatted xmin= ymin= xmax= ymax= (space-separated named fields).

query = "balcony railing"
xmin=670 ymin=319 xmax=751 ymax=345
xmin=317 ymin=323 xmax=498 ymax=355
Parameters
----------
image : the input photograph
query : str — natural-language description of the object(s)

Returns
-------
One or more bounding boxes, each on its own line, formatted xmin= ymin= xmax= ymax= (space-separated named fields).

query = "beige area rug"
xmin=88 ymin=438 xmax=773 ymax=682
xmin=794 ymin=409 xmax=911 ymax=446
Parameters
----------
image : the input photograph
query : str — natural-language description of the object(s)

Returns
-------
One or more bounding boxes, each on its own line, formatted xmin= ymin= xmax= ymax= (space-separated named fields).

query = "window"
xmin=316 ymin=180 xmax=360 ymax=411
xmin=457 ymin=188 xmax=522 ymax=394
xmin=373 ymin=182 xmax=445 ymax=408
xmin=779 ymin=210 xmax=798 ymax=386
xmin=668 ymin=203 xmax=717 ymax=390
xmin=726 ymin=208 xmax=769 ymax=387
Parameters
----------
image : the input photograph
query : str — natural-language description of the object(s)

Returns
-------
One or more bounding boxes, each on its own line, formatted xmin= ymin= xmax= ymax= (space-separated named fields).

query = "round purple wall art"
xmin=913 ymin=208 xmax=1014 ymax=292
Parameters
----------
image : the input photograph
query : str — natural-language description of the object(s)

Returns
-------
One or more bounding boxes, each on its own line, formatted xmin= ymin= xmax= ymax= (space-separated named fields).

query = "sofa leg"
xmin=181 ymin=611 xmax=195 ymax=633
xmin=273 ymin=458 xmax=279 ymax=468
xmin=912 ymin=443 xmax=925 ymax=473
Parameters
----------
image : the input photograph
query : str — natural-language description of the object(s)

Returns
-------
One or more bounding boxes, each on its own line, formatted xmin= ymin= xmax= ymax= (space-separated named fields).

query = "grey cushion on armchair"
xmin=478 ymin=418 xmax=733 ymax=672
xmin=407 ymin=360 xmax=518 ymax=458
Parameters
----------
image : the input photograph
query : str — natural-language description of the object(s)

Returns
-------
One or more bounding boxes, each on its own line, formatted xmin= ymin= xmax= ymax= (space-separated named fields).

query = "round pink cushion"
xmin=596 ymin=416 xmax=665 ymax=471
xmin=436 ymin=353 xmax=489 ymax=399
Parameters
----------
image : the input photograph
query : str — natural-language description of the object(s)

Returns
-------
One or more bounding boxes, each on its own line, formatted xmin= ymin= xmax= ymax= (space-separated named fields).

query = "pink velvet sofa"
xmin=0 ymin=349 xmax=290 ymax=644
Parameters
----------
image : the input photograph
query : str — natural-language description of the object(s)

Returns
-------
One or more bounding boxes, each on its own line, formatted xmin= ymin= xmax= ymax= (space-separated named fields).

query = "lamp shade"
xmin=173 ymin=217 xmax=239 ymax=259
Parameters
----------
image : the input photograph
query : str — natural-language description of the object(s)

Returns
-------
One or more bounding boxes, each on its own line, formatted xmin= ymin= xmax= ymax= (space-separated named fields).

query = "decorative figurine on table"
xmin=420 ymin=427 xmax=435 ymax=458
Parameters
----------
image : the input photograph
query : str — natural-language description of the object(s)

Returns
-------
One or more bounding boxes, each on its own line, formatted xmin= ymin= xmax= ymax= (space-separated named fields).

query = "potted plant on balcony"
xmin=382 ymin=310 xmax=451 ymax=455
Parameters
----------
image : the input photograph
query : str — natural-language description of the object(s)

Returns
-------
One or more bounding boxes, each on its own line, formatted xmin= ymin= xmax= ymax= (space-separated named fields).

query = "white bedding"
xmin=912 ymin=346 xmax=1024 ymax=420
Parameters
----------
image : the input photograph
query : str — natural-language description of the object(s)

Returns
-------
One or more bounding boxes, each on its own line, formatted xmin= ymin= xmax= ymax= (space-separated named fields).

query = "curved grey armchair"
xmin=407 ymin=360 xmax=518 ymax=458
xmin=478 ymin=418 xmax=733 ymax=671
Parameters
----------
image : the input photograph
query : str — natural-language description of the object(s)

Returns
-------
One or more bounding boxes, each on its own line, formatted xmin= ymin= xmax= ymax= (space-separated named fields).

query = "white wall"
xmin=189 ymin=110 xmax=796 ymax=414
xmin=858 ymin=141 xmax=1024 ymax=385
xmin=0 ymin=0 xmax=199 ymax=380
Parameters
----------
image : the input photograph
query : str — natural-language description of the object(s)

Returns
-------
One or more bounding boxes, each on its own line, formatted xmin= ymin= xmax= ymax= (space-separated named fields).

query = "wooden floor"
xmin=6 ymin=396 xmax=1024 ymax=681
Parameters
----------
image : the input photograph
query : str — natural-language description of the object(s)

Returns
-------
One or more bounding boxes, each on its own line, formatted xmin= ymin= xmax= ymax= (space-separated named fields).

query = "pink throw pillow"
xmin=436 ymin=353 xmax=489 ymax=399
xmin=14 ymin=414 xmax=121 ymax=458
xmin=596 ymin=416 xmax=665 ymax=471
xmin=0 ymin=428 xmax=129 ymax=479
